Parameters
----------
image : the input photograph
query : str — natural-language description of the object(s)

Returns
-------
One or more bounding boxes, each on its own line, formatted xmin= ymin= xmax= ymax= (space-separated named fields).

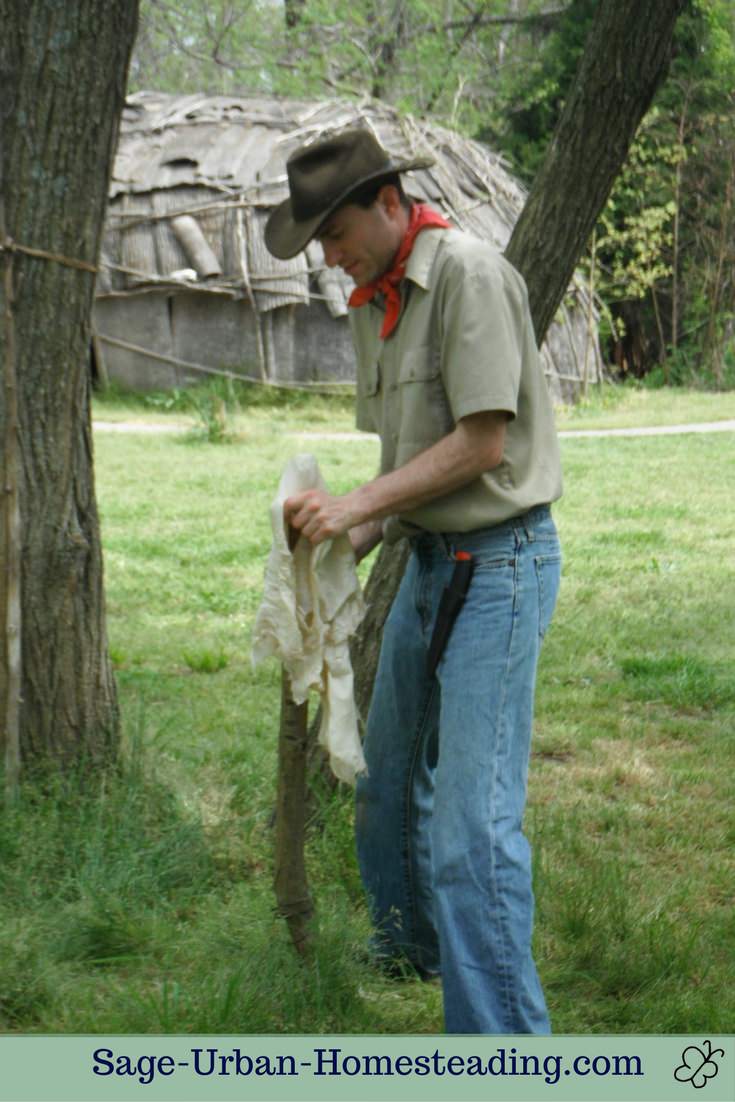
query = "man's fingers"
xmin=283 ymin=491 xmax=328 ymax=545
xmin=284 ymin=492 xmax=313 ymax=526
xmin=283 ymin=489 xmax=353 ymax=546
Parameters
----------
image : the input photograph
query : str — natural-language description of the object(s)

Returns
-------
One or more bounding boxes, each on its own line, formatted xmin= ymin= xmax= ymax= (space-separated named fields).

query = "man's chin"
xmin=344 ymin=263 xmax=374 ymax=286
xmin=350 ymin=271 xmax=374 ymax=288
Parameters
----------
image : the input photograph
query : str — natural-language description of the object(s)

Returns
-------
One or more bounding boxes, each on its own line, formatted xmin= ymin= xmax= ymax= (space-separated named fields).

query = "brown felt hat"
xmin=264 ymin=128 xmax=433 ymax=260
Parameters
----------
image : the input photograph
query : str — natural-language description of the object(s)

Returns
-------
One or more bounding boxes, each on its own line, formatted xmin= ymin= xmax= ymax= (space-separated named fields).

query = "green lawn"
xmin=1 ymin=384 xmax=733 ymax=1035
xmin=554 ymin=381 xmax=735 ymax=431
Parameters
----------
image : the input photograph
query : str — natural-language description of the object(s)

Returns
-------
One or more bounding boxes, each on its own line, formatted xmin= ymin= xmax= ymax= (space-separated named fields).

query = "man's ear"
xmin=377 ymin=184 xmax=404 ymax=219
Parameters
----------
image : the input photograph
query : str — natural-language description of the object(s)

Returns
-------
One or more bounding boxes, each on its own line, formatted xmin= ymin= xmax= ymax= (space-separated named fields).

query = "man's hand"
xmin=284 ymin=488 xmax=360 ymax=547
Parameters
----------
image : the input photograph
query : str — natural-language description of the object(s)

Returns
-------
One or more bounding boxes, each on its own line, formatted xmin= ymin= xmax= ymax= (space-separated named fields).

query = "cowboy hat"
xmin=264 ymin=128 xmax=433 ymax=260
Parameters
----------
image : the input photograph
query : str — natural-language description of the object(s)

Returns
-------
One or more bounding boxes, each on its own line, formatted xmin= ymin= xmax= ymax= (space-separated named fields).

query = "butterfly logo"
xmin=674 ymin=1040 xmax=724 ymax=1089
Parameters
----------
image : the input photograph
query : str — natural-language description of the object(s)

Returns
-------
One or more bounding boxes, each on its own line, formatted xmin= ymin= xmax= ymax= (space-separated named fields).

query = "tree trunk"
xmin=284 ymin=0 xmax=306 ymax=31
xmin=351 ymin=0 xmax=688 ymax=719
xmin=0 ymin=1 xmax=139 ymax=775
xmin=505 ymin=0 xmax=689 ymax=345
xmin=670 ymin=90 xmax=691 ymax=356
xmin=370 ymin=0 xmax=407 ymax=101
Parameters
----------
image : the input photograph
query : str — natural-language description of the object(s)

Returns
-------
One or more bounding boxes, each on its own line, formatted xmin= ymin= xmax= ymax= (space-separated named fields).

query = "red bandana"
xmin=348 ymin=203 xmax=451 ymax=339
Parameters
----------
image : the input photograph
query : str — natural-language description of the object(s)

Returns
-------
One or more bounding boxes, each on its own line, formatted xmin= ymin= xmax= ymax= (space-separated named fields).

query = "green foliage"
xmin=183 ymin=647 xmax=229 ymax=674
xmin=471 ymin=0 xmax=735 ymax=382
xmin=595 ymin=111 xmax=683 ymax=302
xmin=484 ymin=0 xmax=598 ymax=181
xmin=185 ymin=388 xmax=232 ymax=443
xmin=131 ymin=1 xmax=566 ymax=138
xmin=641 ymin=341 xmax=735 ymax=390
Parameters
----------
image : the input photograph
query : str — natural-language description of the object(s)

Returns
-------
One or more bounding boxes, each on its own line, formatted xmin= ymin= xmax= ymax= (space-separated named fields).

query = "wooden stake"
xmin=273 ymin=668 xmax=314 ymax=956
xmin=2 ymin=205 xmax=22 ymax=804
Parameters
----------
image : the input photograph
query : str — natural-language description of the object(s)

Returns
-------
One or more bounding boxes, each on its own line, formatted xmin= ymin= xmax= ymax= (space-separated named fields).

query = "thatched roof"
xmin=99 ymin=91 xmax=601 ymax=398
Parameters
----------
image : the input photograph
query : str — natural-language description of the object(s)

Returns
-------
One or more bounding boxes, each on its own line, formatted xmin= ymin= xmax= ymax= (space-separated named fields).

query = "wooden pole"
xmin=1 ymin=212 xmax=23 ymax=804
xmin=273 ymin=668 xmax=314 ymax=956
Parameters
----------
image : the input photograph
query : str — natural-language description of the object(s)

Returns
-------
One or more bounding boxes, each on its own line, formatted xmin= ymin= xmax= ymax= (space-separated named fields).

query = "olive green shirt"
xmin=350 ymin=228 xmax=562 ymax=541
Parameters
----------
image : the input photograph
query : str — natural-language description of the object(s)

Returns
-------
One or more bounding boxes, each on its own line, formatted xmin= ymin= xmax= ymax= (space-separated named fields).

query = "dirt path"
xmin=93 ymin=419 xmax=735 ymax=439
xmin=285 ymin=420 xmax=735 ymax=442
xmin=93 ymin=420 xmax=188 ymax=434
xmin=556 ymin=419 xmax=735 ymax=439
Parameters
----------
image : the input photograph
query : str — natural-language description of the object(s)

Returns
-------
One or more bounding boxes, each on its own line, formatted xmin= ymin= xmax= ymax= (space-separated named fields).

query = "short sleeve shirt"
xmin=349 ymin=228 xmax=562 ymax=540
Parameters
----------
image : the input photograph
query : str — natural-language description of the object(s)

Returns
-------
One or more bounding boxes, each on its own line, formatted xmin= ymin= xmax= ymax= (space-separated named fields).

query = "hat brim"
xmin=264 ymin=155 xmax=434 ymax=261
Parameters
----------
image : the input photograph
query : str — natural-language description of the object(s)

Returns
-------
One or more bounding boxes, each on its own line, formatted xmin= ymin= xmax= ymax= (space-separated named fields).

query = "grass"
xmin=2 ymin=383 xmax=733 ymax=1035
xmin=554 ymin=379 xmax=735 ymax=431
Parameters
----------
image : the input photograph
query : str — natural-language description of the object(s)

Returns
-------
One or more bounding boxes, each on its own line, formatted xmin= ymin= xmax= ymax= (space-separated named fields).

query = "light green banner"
xmin=1 ymin=1034 xmax=732 ymax=1102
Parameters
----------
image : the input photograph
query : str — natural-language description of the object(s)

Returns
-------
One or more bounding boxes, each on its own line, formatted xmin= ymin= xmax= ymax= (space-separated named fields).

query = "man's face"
xmin=316 ymin=188 xmax=406 ymax=287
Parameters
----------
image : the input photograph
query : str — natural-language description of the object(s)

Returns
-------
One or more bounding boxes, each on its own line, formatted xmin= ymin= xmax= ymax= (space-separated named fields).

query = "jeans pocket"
xmin=535 ymin=553 xmax=561 ymax=639
xmin=472 ymin=555 xmax=516 ymax=573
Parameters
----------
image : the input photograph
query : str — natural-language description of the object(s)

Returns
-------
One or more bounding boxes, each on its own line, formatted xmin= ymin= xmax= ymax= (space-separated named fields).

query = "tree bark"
xmin=0 ymin=1 xmax=139 ymax=773
xmin=351 ymin=0 xmax=688 ymax=720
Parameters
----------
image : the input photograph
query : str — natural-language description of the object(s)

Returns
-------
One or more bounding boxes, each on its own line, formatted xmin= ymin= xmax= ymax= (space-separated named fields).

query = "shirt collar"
xmin=404 ymin=227 xmax=447 ymax=290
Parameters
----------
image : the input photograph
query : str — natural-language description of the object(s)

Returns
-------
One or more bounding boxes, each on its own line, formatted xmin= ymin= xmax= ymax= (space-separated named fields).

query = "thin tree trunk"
xmin=670 ymin=92 xmax=691 ymax=356
xmin=705 ymin=156 xmax=733 ymax=386
xmin=352 ymin=0 xmax=688 ymax=720
xmin=1 ymin=207 xmax=21 ymax=803
xmin=274 ymin=670 xmax=314 ymax=956
xmin=369 ymin=0 xmax=407 ymax=100
xmin=0 ymin=1 xmax=139 ymax=772
xmin=650 ymin=284 xmax=668 ymax=373
xmin=583 ymin=229 xmax=596 ymax=398
xmin=284 ymin=0 xmax=306 ymax=31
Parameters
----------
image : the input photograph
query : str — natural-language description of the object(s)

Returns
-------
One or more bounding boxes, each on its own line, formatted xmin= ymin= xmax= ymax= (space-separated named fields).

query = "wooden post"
xmin=2 ymin=217 xmax=22 ymax=804
xmin=273 ymin=668 xmax=314 ymax=956
xmin=91 ymin=330 xmax=110 ymax=389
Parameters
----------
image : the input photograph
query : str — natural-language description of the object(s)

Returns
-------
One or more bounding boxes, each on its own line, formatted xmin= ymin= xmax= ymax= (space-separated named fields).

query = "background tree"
xmin=495 ymin=0 xmax=735 ymax=381
xmin=130 ymin=1 xmax=571 ymax=120
xmin=1 ymin=0 xmax=139 ymax=788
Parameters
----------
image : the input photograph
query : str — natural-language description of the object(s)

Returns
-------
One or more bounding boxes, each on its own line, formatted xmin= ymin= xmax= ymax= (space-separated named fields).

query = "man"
xmin=265 ymin=128 xmax=562 ymax=1034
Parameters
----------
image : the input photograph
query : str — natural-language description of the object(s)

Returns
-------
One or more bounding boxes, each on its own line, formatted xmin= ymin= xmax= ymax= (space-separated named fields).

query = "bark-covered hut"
xmin=95 ymin=92 xmax=602 ymax=402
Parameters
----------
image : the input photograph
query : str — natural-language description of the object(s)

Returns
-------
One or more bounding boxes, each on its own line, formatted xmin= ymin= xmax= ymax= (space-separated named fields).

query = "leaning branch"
xmin=443 ymin=5 xmax=568 ymax=32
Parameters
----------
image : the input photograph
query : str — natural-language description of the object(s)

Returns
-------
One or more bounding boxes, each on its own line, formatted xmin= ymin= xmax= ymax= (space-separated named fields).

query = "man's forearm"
xmin=346 ymin=412 xmax=506 ymax=528
xmin=284 ymin=411 xmax=507 ymax=546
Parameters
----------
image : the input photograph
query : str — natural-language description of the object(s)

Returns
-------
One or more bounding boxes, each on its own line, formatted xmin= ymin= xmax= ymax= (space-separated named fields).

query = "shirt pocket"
xmin=357 ymin=356 xmax=381 ymax=399
xmin=397 ymin=346 xmax=453 ymax=446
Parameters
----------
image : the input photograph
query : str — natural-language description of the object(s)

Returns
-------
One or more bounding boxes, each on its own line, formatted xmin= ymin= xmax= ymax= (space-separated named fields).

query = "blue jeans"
xmin=355 ymin=506 xmax=561 ymax=1034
